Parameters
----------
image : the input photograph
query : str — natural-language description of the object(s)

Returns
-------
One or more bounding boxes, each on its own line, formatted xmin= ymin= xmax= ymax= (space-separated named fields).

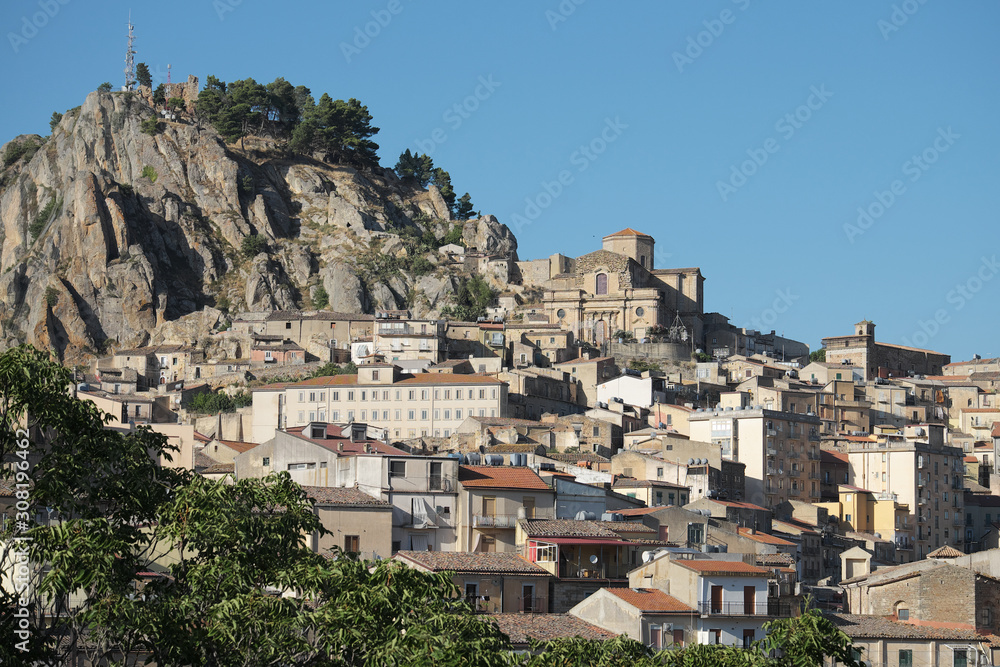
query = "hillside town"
xmin=23 ymin=226 xmax=1000 ymax=662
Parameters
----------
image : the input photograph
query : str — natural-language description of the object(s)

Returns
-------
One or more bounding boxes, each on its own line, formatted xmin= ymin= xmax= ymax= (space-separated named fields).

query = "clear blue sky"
xmin=2 ymin=1 xmax=998 ymax=360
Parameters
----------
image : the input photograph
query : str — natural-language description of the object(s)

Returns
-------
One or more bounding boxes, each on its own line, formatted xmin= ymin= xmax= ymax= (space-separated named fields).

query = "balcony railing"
xmin=473 ymin=510 xmax=553 ymax=529
xmin=517 ymin=595 xmax=548 ymax=614
xmin=560 ymin=561 xmax=632 ymax=580
xmin=698 ymin=601 xmax=796 ymax=617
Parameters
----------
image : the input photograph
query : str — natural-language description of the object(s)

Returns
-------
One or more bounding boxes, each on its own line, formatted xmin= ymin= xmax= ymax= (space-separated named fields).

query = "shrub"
xmin=240 ymin=234 xmax=267 ymax=258
xmin=29 ymin=196 xmax=59 ymax=241
xmin=239 ymin=174 xmax=254 ymax=196
xmin=410 ymin=256 xmax=434 ymax=277
xmin=312 ymin=285 xmax=329 ymax=309
xmin=215 ymin=295 xmax=231 ymax=313
xmin=3 ymin=140 xmax=39 ymax=167
xmin=140 ymin=117 xmax=160 ymax=136
xmin=49 ymin=112 xmax=63 ymax=133
xmin=140 ymin=165 xmax=157 ymax=182
xmin=627 ymin=359 xmax=661 ymax=373
xmin=443 ymin=224 xmax=464 ymax=246
xmin=44 ymin=286 xmax=59 ymax=308
xmin=188 ymin=389 xmax=252 ymax=414
xmin=97 ymin=82 xmax=113 ymax=93
xmin=312 ymin=362 xmax=357 ymax=378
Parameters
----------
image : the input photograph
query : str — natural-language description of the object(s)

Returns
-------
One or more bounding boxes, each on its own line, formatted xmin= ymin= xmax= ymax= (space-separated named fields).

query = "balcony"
xmin=788 ymin=488 xmax=801 ymax=497
xmin=698 ymin=601 xmax=796 ymax=617
xmin=473 ymin=514 xmax=520 ymax=529
xmin=808 ymin=472 xmax=820 ymax=479
xmin=560 ymin=560 xmax=632 ymax=580
xmin=767 ymin=429 xmax=778 ymax=437
xmin=954 ymin=515 xmax=963 ymax=526
xmin=767 ymin=448 xmax=778 ymax=456
xmin=807 ymin=451 xmax=821 ymax=460
xmin=517 ymin=595 xmax=548 ymax=614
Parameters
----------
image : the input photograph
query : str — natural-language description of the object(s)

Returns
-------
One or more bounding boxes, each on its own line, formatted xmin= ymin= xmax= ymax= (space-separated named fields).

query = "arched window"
xmin=596 ymin=273 xmax=608 ymax=295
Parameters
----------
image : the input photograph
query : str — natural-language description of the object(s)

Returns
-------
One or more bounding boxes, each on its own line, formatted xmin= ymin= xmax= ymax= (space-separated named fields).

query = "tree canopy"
xmin=394 ymin=150 xmax=478 ymax=218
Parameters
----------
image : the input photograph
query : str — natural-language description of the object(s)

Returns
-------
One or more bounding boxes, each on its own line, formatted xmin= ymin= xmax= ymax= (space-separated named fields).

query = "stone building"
xmin=523 ymin=228 xmax=704 ymax=346
xmin=822 ymin=320 xmax=951 ymax=380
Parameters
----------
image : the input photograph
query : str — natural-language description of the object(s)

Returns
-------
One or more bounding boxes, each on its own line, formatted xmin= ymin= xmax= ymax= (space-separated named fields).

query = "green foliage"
xmin=311 ymin=361 xmax=357 ymax=378
xmin=694 ymin=352 xmax=713 ymax=362
xmin=118 ymin=182 xmax=134 ymax=197
xmin=240 ymin=234 xmax=267 ymax=258
xmin=140 ymin=116 xmax=160 ymax=136
xmin=612 ymin=329 xmax=637 ymax=343
xmin=239 ymin=173 xmax=254 ymax=196
xmin=187 ymin=388 xmax=253 ymax=414
xmin=312 ymin=285 xmax=329 ymax=309
xmin=29 ymin=196 xmax=60 ymax=241
xmin=140 ymin=164 xmax=157 ymax=182
xmin=442 ymin=275 xmax=497 ymax=322
xmin=411 ymin=256 xmax=435 ymax=276
xmin=3 ymin=139 xmax=39 ymax=167
xmin=455 ymin=192 xmax=477 ymax=220
xmin=628 ymin=358 xmax=661 ymax=373
xmin=430 ymin=166 xmax=456 ymax=210
xmin=443 ymin=224 xmax=465 ymax=246
xmin=290 ymin=94 xmax=380 ymax=167
xmin=395 ymin=148 xmax=434 ymax=185
xmin=49 ymin=111 xmax=62 ymax=133
xmin=810 ymin=348 xmax=826 ymax=362
xmin=215 ymin=294 xmax=231 ymax=313
xmin=153 ymin=83 xmax=166 ymax=107
xmin=44 ymin=286 xmax=59 ymax=308
xmin=97 ymin=81 xmax=113 ymax=93
xmin=135 ymin=62 xmax=152 ymax=89
xmin=167 ymin=96 xmax=185 ymax=111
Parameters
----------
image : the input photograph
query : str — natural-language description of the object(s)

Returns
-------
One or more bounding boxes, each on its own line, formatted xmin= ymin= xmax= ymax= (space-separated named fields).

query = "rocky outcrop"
xmin=0 ymin=91 xmax=518 ymax=362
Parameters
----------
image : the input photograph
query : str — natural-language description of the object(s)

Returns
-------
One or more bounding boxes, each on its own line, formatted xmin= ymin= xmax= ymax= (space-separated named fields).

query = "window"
xmin=656 ymin=467 xmax=663 ymax=478
xmin=742 ymin=629 xmax=755 ymax=649
xmin=332 ymin=391 xmax=339 ymax=401
xmin=372 ymin=370 xmax=379 ymax=381
xmin=262 ymin=457 xmax=270 ymax=467
xmin=285 ymin=322 xmax=291 ymax=329
xmin=421 ymin=410 xmax=428 ymax=420
xmin=456 ymin=409 xmax=463 ymax=419
xmin=954 ymin=648 xmax=968 ymax=667
xmin=896 ymin=605 xmax=909 ymax=621
xmin=344 ymin=535 xmax=360 ymax=554
xmin=649 ymin=624 xmax=662 ymax=649
xmin=897 ymin=649 xmax=913 ymax=667
xmin=389 ymin=461 xmax=406 ymax=477
xmin=593 ymin=426 xmax=600 ymax=437
xmin=596 ymin=273 xmax=608 ymax=295
xmin=287 ymin=463 xmax=316 ymax=470
xmin=408 ymin=410 xmax=415 ymax=420
xmin=556 ymin=308 xmax=566 ymax=318
xmin=636 ymin=306 xmax=645 ymax=317
xmin=465 ymin=582 xmax=479 ymax=607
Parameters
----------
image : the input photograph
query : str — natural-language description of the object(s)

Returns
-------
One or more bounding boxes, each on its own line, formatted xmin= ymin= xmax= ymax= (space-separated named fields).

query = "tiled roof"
xmin=709 ymin=500 xmax=770 ymax=511
xmin=603 ymin=227 xmax=652 ymax=239
xmin=216 ymin=439 xmax=258 ymax=453
xmin=458 ymin=466 xmax=550 ymax=490
xmin=961 ymin=408 xmax=1000 ymax=414
xmin=756 ymin=553 xmax=796 ymax=567
xmin=604 ymin=587 xmax=695 ymax=613
xmin=200 ymin=462 xmax=234 ymax=475
xmin=738 ymin=528 xmax=795 ymax=546
xmin=519 ymin=520 xmax=622 ymax=538
xmin=546 ymin=452 xmax=610 ymax=463
xmin=194 ymin=451 xmax=219 ymax=470
xmin=470 ymin=416 xmax=547 ymax=428
xmin=302 ymin=486 xmax=391 ymax=507
xmin=491 ymin=614 xmax=618 ymax=645
xmin=821 ymin=449 xmax=848 ymax=463
xmin=773 ymin=518 xmax=820 ymax=535
xmin=676 ymin=559 xmax=768 ymax=576
xmin=313 ymin=372 xmax=503 ymax=387
xmin=927 ymin=545 xmax=964 ymax=559
xmin=395 ymin=551 xmax=549 ymax=575
xmin=265 ymin=310 xmax=374 ymax=322
xmin=612 ymin=479 xmax=689 ymax=490
xmin=615 ymin=507 xmax=665 ymax=516
xmin=826 ymin=612 xmax=988 ymax=641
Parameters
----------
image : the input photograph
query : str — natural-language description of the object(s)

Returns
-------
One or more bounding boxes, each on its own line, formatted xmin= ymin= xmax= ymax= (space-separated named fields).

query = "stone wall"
xmin=606 ymin=341 xmax=692 ymax=363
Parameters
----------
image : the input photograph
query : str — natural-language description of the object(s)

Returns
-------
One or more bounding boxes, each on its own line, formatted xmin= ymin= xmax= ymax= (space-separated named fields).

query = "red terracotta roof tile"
xmin=604 ymin=587 xmax=695 ymax=613
xmin=395 ymin=551 xmax=550 ymax=575
xmin=458 ymin=465 xmax=550 ymax=490
xmin=491 ymin=614 xmax=618 ymax=644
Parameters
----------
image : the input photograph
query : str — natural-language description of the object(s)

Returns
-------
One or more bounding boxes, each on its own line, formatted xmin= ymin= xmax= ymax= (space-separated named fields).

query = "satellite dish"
xmin=688 ymin=458 xmax=695 ymax=465
xmin=642 ymin=550 xmax=655 ymax=563
xmin=589 ymin=554 xmax=599 ymax=565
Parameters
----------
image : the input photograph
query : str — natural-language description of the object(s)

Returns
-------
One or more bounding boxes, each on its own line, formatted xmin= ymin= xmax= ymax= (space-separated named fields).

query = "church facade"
xmin=525 ymin=228 xmax=705 ymax=346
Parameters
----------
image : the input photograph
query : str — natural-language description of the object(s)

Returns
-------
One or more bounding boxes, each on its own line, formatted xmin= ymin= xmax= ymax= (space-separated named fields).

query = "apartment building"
xmin=250 ymin=363 xmax=507 ymax=443
xmin=815 ymin=485 xmax=914 ymax=563
xmin=263 ymin=310 xmax=374 ymax=359
xmin=373 ymin=312 xmax=446 ymax=363
xmin=457 ymin=465 xmax=555 ymax=553
xmin=838 ymin=423 xmax=964 ymax=560
xmin=688 ymin=393 xmax=822 ymax=508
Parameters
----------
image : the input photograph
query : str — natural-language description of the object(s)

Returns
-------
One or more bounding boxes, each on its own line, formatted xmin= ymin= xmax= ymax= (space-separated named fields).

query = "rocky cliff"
xmin=0 ymin=91 xmax=517 ymax=362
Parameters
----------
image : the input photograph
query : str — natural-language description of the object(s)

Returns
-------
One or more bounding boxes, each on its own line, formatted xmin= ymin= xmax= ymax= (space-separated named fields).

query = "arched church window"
xmin=596 ymin=273 xmax=608 ymax=295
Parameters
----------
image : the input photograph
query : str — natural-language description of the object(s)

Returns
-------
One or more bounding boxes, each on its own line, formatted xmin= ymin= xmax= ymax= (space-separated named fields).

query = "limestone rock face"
xmin=0 ymin=91 xmax=518 ymax=362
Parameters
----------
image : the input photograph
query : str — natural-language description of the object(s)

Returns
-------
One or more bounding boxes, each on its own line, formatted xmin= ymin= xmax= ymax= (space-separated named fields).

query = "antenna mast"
xmin=123 ymin=12 xmax=136 ymax=91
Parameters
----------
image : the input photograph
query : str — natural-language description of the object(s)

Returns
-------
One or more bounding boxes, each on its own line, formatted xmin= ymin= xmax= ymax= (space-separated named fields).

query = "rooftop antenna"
xmin=123 ymin=11 xmax=136 ymax=91
xmin=167 ymin=63 xmax=172 ymax=86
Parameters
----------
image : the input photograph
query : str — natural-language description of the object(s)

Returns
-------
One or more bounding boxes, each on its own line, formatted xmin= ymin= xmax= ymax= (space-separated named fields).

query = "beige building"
xmin=838 ymin=423 xmax=964 ymax=560
xmin=303 ymin=486 xmax=393 ymax=559
xmin=264 ymin=310 xmax=374 ymax=361
xmin=688 ymin=394 xmax=822 ymax=508
xmin=373 ymin=313 xmax=446 ymax=363
xmin=250 ymin=363 xmax=507 ymax=443
xmin=552 ymin=355 xmax=619 ymax=409
xmin=530 ymin=228 xmax=704 ymax=346
xmin=457 ymin=465 xmax=555 ymax=553
xmin=394 ymin=551 xmax=553 ymax=614
xmin=822 ymin=320 xmax=951 ymax=380
xmin=569 ymin=587 xmax=697 ymax=649
xmin=814 ymin=485 xmax=914 ymax=562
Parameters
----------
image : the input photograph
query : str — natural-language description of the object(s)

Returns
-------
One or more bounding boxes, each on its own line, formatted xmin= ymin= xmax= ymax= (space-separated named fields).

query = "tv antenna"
xmin=123 ymin=11 xmax=136 ymax=91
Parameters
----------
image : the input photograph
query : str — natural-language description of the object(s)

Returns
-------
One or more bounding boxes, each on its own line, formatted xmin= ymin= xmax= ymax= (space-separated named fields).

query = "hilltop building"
xmin=821 ymin=320 xmax=951 ymax=380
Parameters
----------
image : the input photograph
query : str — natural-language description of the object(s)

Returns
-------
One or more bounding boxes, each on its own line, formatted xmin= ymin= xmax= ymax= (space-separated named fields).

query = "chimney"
xmin=337 ymin=443 xmax=343 ymax=452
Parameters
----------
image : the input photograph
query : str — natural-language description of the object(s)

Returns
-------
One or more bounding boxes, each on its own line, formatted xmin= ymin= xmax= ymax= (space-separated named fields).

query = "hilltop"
xmin=0 ymin=84 xmax=516 ymax=362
